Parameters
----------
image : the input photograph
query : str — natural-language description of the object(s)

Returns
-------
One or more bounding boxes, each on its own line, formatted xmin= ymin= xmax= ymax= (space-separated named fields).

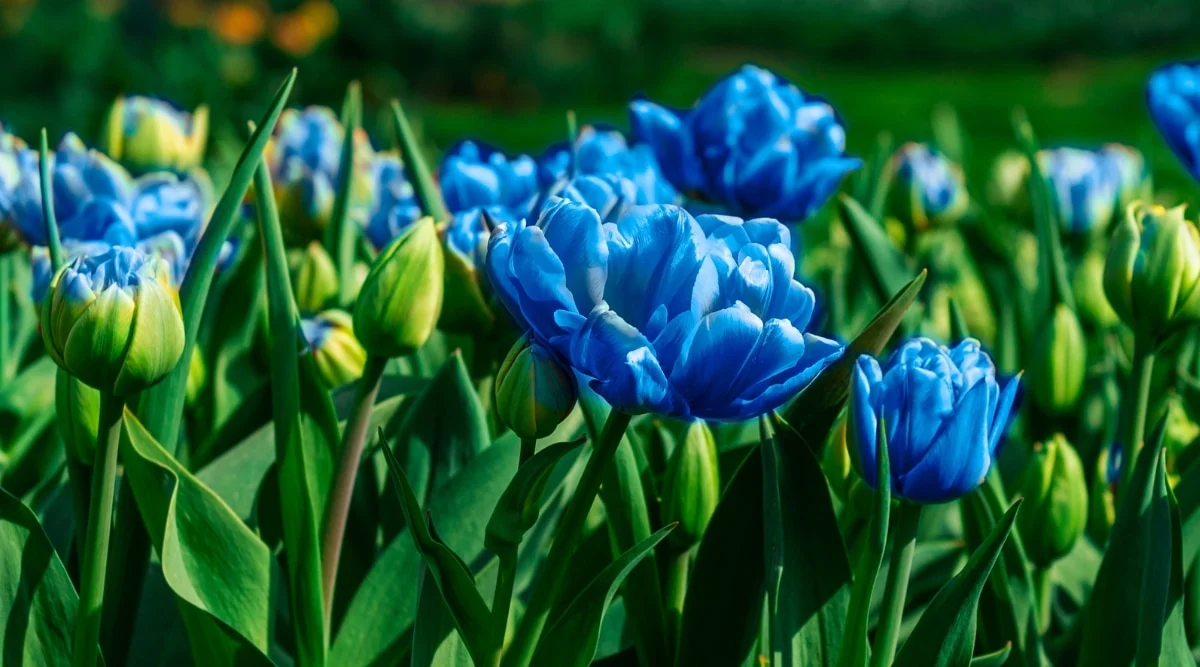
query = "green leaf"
xmin=948 ymin=297 xmax=970 ymax=343
xmin=412 ymin=563 xmax=474 ymax=667
xmin=1011 ymin=108 xmax=1074 ymax=314
xmin=255 ymin=146 xmax=328 ymax=666
xmin=783 ymin=270 xmax=927 ymax=450
xmin=330 ymin=434 xmax=521 ymax=667
xmin=37 ymin=129 xmax=63 ymax=269
xmin=485 ymin=438 xmax=584 ymax=553
xmin=893 ymin=500 xmax=1021 ymax=667
xmin=530 ymin=525 xmax=676 ymax=667
xmin=136 ymin=69 xmax=296 ymax=454
xmin=380 ymin=431 xmax=494 ymax=665
xmin=1080 ymin=420 xmax=1178 ymax=667
xmin=970 ymin=643 xmax=1012 ymax=667
xmin=675 ymin=447 xmax=765 ymax=667
xmin=763 ymin=414 xmax=852 ymax=667
xmin=837 ymin=194 xmax=912 ymax=306
xmin=119 ymin=410 xmax=274 ymax=666
xmin=326 ymin=81 xmax=362 ymax=306
xmin=1162 ymin=485 xmax=1194 ymax=667
xmin=0 ymin=485 xmax=80 ymax=664
xmin=837 ymin=416 xmax=891 ymax=667
xmin=391 ymin=99 xmax=449 ymax=222
xmin=852 ymin=131 xmax=894 ymax=222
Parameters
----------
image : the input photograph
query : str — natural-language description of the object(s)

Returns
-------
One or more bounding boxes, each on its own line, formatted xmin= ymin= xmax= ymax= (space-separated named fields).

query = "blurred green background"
xmin=3 ymin=0 xmax=1200 ymax=197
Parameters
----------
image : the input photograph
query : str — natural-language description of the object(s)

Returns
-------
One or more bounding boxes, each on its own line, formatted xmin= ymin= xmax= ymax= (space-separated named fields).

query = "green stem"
xmin=870 ymin=502 xmax=921 ymax=667
xmin=0 ymin=253 xmax=11 ymax=382
xmin=72 ymin=394 xmax=123 ymax=667
xmin=501 ymin=410 xmax=633 ymax=667
xmin=520 ymin=437 xmax=536 ymax=467
xmin=490 ymin=548 xmax=517 ymax=661
xmin=665 ymin=547 xmax=691 ymax=646
xmin=320 ymin=353 xmax=388 ymax=620
xmin=1034 ymin=566 xmax=1053 ymax=635
xmin=1119 ymin=335 xmax=1155 ymax=499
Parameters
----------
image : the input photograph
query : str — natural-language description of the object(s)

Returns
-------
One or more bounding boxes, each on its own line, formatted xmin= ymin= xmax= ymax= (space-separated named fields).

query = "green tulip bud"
xmin=1087 ymin=446 xmax=1117 ymax=544
xmin=41 ymin=247 xmax=185 ymax=397
xmin=103 ymin=95 xmax=209 ymax=174
xmin=987 ymin=150 xmax=1030 ymax=211
xmin=1018 ymin=434 xmax=1088 ymax=568
xmin=1072 ymin=251 xmax=1119 ymax=328
xmin=495 ymin=333 xmax=577 ymax=440
xmin=661 ymin=421 xmax=720 ymax=550
xmin=1028 ymin=303 xmax=1087 ymax=415
xmin=353 ymin=217 xmax=444 ymax=358
xmin=1104 ymin=202 xmax=1200 ymax=339
xmin=55 ymin=368 xmax=100 ymax=464
xmin=301 ymin=309 xmax=367 ymax=388
xmin=290 ymin=241 xmax=338 ymax=313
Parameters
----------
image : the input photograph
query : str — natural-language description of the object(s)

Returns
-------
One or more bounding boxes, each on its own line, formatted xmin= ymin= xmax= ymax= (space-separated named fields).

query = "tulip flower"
xmin=301 ymin=309 xmax=367 ymax=389
xmin=630 ymin=64 xmax=860 ymax=221
xmin=362 ymin=152 xmax=421 ymax=250
xmin=538 ymin=125 xmax=679 ymax=205
xmin=439 ymin=140 xmax=539 ymax=219
xmin=103 ymin=95 xmax=209 ymax=174
xmin=889 ymin=142 xmax=969 ymax=231
xmin=850 ymin=338 xmax=1020 ymax=504
xmin=1036 ymin=147 xmax=1122 ymax=235
xmin=1147 ymin=62 xmax=1200 ymax=182
xmin=545 ymin=173 xmax=640 ymax=223
xmin=495 ymin=333 xmax=578 ymax=441
xmin=41 ymin=245 xmax=185 ymax=397
xmin=1104 ymin=202 xmax=1200 ymax=339
xmin=485 ymin=198 xmax=843 ymax=420
xmin=1098 ymin=143 xmax=1149 ymax=210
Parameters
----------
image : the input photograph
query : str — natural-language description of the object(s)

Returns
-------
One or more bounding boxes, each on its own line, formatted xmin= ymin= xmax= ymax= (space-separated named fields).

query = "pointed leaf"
xmin=327 ymin=81 xmax=362 ymax=306
xmin=530 ymin=525 xmax=676 ymax=667
xmin=837 ymin=194 xmax=912 ymax=305
xmin=391 ymin=99 xmax=449 ymax=222
xmin=1163 ymin=485 xmax=1195 ymax=667
xmin=894 ymin=500 xmax=1021 ymax=667
xmin=970 ymin=643 xmax=1012 ymax=667
xmin=486 ymin=438 xmax=584 ymax=553
xmin=37 ymin=129 xmax=63 ymax=268
xmin=412 ymin=563 xmax=474 ymax=667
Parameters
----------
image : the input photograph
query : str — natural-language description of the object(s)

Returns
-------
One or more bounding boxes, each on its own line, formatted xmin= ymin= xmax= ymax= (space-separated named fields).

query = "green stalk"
xmin=320 ymin=353 xmax=388 ymax=619
xmin=326 ymin=81 xmax=361 ymax=307
xmin=1119 ymin=335 xmax=1155 ymax=498
xmin=520 ymin=437 xmax=536 ymax=467
xmin=72 ymin=394 xmax=124 ymax=667
xmin=1034 ymin=567 xmax=1053 ymax=635
xmin=501 ymin=410 xmax=633 ymax=667
xmin=870 ymin=501 xmax=921 ymax=667
xmin=490 ymin=547 xmax=517 ymax=659
xmin=0 ymin=253 xmax=11 ymax=383
xmin=39 ymin=129 xmax=64 ymax=268
xmin=665 ymin=547 xmax=690 ymax=645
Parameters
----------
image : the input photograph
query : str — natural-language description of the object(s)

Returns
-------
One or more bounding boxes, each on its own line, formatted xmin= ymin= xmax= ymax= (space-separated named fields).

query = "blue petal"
xmin=880 ymin=363 xmax=955 ymax=478
xmin=898 ymin=378 xmax=994 ymax=503
xmin=988 ymin=374 xmax=1021 ymax=454
xmin=852 ymin=355 xmax=883 ymax=489
xmin=538 ymin=197 xmax=609 ymax=313
xmin=603 ymin=205 xmax=706 ymax=330
xmin=629 ymin=100 xmax=702 ymax=192
xmin=668 ymin=303 xmax=764 ymax=419
xmin=485 ymin=221 xmax=577 ymax=342
xmin=569 ymin=304 xmax=672 ymax=414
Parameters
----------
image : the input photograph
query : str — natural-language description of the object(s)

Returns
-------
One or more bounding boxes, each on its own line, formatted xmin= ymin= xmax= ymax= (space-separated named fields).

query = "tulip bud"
xmin=1028 ymin=304 xmax=1087 ymax=415
xmin=103 ymin=95 xmax=208 ymax=174
xmin=1087 ymin=446 xmax=1118 ymax=543
xmin=290 ymin=241 xmax=338 ymax=313
xmin=987 ymin=150 xmax=1030 ymax=211
xmin=1018 ymin=434 xmax=1088 ymax=568
xmin=300 ymin=310 xmax=367 ymax=388
xmin=495 ymin=334 xmax=577 ymax=440
xmin=1105 ymin=202 xmax=1200 ymax=338
xmin=888 ymin=142 xmax=969 ymax=232
xmin=41 ymin=247 xmax=185 ymax=396
xmin=353 ymin=217 xmax=444 ymax=358
xmin=661 ymin=420 xmax=720 ymax=550
xmin=55 ymin=368 xmax=100 ymax=463
xmin=1072 ymin=251 xmax=1119 ymax=328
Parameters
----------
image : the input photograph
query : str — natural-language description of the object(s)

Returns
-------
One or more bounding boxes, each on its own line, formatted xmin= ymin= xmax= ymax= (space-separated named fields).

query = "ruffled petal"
xmin=988 ymin=374 xmax=1022 ymax=454
xmin=629 ymin=100 xmax=702 ymax=191
xmin=604 ymin=205 xmax=706 ymax=329
xmin=538 ymin=197 xmax=609 ymax=312
xmin=668 ymin=303 xmax=764 ymax=418
xmin=568 ymin=304 xmax=672 ymax=414
xmin=852 ymin=355 xmax=883 ymax=489
xmin=897 ymin=379 xmax=994 ymax=503
xmin=484 ymin=221 xmax=577 ymax=342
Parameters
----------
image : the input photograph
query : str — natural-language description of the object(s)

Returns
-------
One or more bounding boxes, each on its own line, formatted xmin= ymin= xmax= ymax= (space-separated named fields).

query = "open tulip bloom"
xmin=1148 ymin=61 xmax=1200 ymax=183
xmin=851 ymin=337 xmax=1020 ymax=504
xmin=485 ymin=196 xmax=843 ymax=420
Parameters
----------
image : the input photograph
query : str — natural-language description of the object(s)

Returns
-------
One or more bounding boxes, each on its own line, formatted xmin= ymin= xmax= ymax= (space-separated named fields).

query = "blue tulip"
xmin=1148 ymin=62 xmax=1200 ymax=182
xmin=363 ymin=153 xmax=422 ymax=250
xmin=890 ymin=142 xmax=969 ymax=230
xmin=1037 ymin=147 xmax=1121 ymax=234
xmin=630 ymin=64 xmax=860 ymax=222
xmin=128 ymin=172 xmax=211 ymax=247
xmin=539 ymin=125 xmax=679 ymax=205
xmin=485 ymin=197 xmax=842 ymax=420
xmin=439 ymin=140 xmax=539 ymax=218
xmin=446 ymin=205 xmax=507 ymax=268
xmin=851 ymin=338 xmax=1020 ymax=504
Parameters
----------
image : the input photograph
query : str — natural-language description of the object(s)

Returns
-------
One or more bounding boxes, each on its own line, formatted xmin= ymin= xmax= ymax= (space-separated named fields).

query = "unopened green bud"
xmin=353 ymin=217 xmax=444 ymax=358
xmin=290 ymin=241 xmax=338 ymax=313
xmin=1029 ymin=303 xmax=1087 ymax=415
xmin=302 ymin=310 xmax=367 ymax=388
xmin=987 ymin=150 xmax=1030 ymax=211
xmin=1072 ymin=251 xmax=1119 ymax=328
xmin=495 ymin=334 xmax=577 ymax=440
xmin=42 ymin=247 xmax=185 ymax=397
xmin=55 ymin=368 xmax=100 ymax=464
xmin=1104 ymin=202 xmax=1200 ymax=338
xmin=103 ymin=95 xmax=208 ymax=174
xmin=1018 ymin=434 xmax=1088 ymax=568
xmin=662 ymin=421 xmax=720 ymax=550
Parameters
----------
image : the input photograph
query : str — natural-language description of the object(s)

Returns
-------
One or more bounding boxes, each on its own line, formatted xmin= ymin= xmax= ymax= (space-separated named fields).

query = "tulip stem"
xmin=665 ymin=547 xmax=691 ymax=645
xmin=73 ymin=394 xmax=124 ymax=667
xmin=1119 ymin=336 xmax=1155 ymax=499
xmin=520 ymin=437 xmax=536 ymax=466
xmin=320 ymin=353 xmax=388 ymax=621
xmin=1034 ymin=566 xmax=1053 ymax=635
xmin=490 ymin=547 xmax=517 ymax=661
xmin=870 ymin=501 xmax=921 ymax=667
xmin=501 ymin=410 xmax=633 ymax=667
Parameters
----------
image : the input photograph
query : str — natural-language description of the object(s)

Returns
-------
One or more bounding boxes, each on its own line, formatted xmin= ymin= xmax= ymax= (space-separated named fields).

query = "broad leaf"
xmin=837 ymin=194 xmax=913 ymax=305
xmin=486 ymin=438 xmax=584 ymax=553
xmin=412 ymin=564 xmax=473 ymax=667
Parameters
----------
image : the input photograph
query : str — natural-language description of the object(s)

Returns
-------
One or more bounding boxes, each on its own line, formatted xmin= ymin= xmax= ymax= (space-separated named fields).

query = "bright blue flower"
xmin=538 ymin=125 xmax=679 ymax=205
xmin=439 ymin=140 xmax=539 ymax=217
xmin=630 ymin=64 xmax=860 ymax=222
xmin=1037 ymin=147 xmax=1121 ymax=234
xmin=851 ymin=338 xmax=1020 ymax=504
xmin=891 ymin=143 xmax=968 ymax=229
xmin=31 ymin=240 xmax=114 ymax=303
xmin=1148 ymin=62 xmax=1200 ymax=182
xmin=363 ymin=153 xmax=421 ymax=250
xmin=485 ymin=198 xmax=842 ymax=420
xmin=446 ymin=205 xmax=507 ymax=268
xmin=127 ymin=172 xmax=210 ymax=246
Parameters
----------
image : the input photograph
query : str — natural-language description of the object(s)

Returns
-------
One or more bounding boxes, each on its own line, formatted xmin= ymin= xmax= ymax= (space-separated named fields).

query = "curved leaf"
xmin=486 ymin=438 xmax=584 ymax=553
xmin=837 ymin=194 xmax=913 ymax=305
